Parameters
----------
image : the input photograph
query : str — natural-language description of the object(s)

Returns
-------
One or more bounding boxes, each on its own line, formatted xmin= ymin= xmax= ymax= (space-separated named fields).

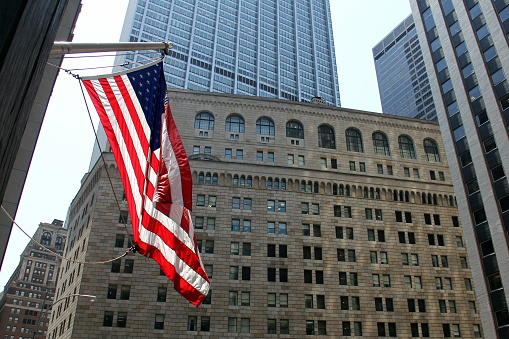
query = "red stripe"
xmin=82 ymin=79 xmax=141 ymax=239
xmin=100 ymin=78 xmax=147 ymax=199
xmin=165 ymin=104 xmax=193 ymax=210
xmin=114 ymin=76 xmax=150 ymax=156
xmin=139 ymin=208 xmax=209 ymax=280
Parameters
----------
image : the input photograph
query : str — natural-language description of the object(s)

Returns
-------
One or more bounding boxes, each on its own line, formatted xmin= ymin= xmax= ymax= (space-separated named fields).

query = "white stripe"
xmin=141 ymin=198 xmax=195 ymax=251
xmin=161 ymin=113 xmax=184 ymax=206
xmin=138 ymin=226 xmax=210 ymax=296
xmin=90 ymin=79 xmax=145 ymax=221
xmin=108 ymin=76 xmax=151 ymax=182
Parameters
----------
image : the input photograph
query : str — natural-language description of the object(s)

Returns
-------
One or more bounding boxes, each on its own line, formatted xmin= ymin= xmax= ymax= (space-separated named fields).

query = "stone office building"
xmin=49 ymin=90 xmax=481 ymax=338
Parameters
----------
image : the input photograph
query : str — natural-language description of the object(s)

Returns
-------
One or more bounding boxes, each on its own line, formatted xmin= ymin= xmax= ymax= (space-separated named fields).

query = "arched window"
xmin=286 ymin=120 xmax=304 ymax=138
xmin=307 ymin=181 xmax=313 ymax=193
xmin=55 ymin=237 xmax=63 ymax=250
xmin=246 ymin=176 xmax=253 ymax=188
xmin=233 ymin=175 xmax=239 ymax=187
xmin=212 ymin=174 xmax=218 ymax=185
xmin=333 ymin=184 xmax=338 ymax=195
xmin=345 ymin=185 xmax=351 ymax=196
xmin=424 ymin=139 xmax=441 ymax=162
xmin=363 ymin=187 xmax=369 ymax=198
xmin=226 ymin=114 xmax=245 ymax=133
xmin=281 ymin=179 xmax=286 ymax=191
xmin=240 ymin=176 xmax=246 ymax=187
xmin=372 ymin=132 xmax=390 ymax=156
xmin=41 ymin=232 xmax=51 ymax=246
xmin=198 ymin=172 xmax=205 ymax=184
xmin=399 ymin=135 xmax=416 ymax=159
xmin=375 ymin=188 xmax=381 ymax=200
xmin=256 ymin=117 xmax=275 ymax=135
xmin=339 ymin=184 xmax=344 ymax=196
xmin=267 ymin=178 xmax=273 ymax=189
xmin=346 ymin=128 xmax=363 ymax=153
xmin=301 ymin=181 xmax=307 ymax=192
xmin=318 ymin=125 xmax=336 ymax=149
xmin=194 ymin=112 xmax=214 ymax=130
xmin=274 ymin=178 xmax=280 ymax=190
xmin=205 ymin=173 xmax=211 ymax=184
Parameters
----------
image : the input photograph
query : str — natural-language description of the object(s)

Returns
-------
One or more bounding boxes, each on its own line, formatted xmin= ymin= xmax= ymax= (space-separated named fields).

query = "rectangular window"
xmin=257 ymin=151 xmax=263 ymax=161
xmin=424 ymin=214 xmax=432 ymax=225
xmin=313 ymin=224 xmax=322 ymax=237
xmin=267 ymin=200 xmax=275 ymax=212
xmin=320 ymin=158 xmax=327 ymax=169
xmin=288 ymin=154 xmax=294 ymax=165
xmin=434 ymin=214 xmax=441 ymax=225
xmin=243 ymin=198 xmax=252 ymax=210
xmin=232 ymin=197 xmax=240 ymax=210
xmin=387 ymin=165 xmax=393 ymax=175
xmin=208 ymin=196 xmax=216 ymax=207
xmin=225 ymin=148 xmax=232 ymax=159
xmin=268 ymin=152 xmax=274 ymax=162
xmin=344 ymin=206 xmax=352 ymax=218
xmin=349 ymin=161 xmax=356 ymax=171
xmin=298 ymin=155 xmax=305 ymax=165
xmin=236 ymin=149 xmax=243 ymax=159
xmin=413 ymin=168 xmax=420 ymax=178
xmin=188 ymin=316 xmax=197 ymax=331
xmin=278 ymin=201 xmax=287 ymax=212
xmin=301 ymin=202 xmax=309 ymax=214
xmin=359 ymin=162 xmax=366 ymax=172
xmin=242 ymin=267 xmax=251 ymax=280
xmin=331 ymin=158 xmax=338 ymax=169
xmin=303 ymin=294 xmax=312 ymax=308
xmin=365 ymin=208 xmax=373 ymax=220
xmin=439 ymin=171 xmax=445 ymax=181
xmin=404 ymin=167 xmax=411 ymax=177
xmin=157 ymin=287 xmax=167 ymax=302
xmin=312 ymin=203 xmax=320 ymax=215
xmin=430 ymin=170 xmax=437 ymax=180
xmin=375 ymin=209 xmax=383 ymax=220
xmin=334 ymin=205 xmax=342 ymax=217
xmin=154 ymin=314 xmax=164 ymax=329
xmin=377 ymin=164 xmax=384 ymax=174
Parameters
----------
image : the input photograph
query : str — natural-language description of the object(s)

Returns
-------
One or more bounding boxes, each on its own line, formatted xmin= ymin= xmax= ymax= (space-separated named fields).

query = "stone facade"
xmin=49 ymin=90 xmax=482 ymax=338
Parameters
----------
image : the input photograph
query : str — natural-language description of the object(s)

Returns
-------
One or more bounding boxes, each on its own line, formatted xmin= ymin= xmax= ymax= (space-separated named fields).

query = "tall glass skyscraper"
xmin=116 ymin=0 xmax=340 ymax=106
xmin=373 ymin=15 xmax=438 ymax=121
xmin=409 ymin=0 xmax=509 ymax=337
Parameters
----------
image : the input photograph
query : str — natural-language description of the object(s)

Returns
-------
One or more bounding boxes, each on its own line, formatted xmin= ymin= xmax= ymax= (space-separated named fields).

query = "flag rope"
xmin=1 ymin=205 xmax=134 ymax=265
xmin=77 ymin=79 xmax=135 ymax=245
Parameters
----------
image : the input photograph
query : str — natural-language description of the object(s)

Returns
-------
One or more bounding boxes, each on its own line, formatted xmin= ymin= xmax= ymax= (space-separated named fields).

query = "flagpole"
xmin=50 ymin=42 xmax=174 ymax=55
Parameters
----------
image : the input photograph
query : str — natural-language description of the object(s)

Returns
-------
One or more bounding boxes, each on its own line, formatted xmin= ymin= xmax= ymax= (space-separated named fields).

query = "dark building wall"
xmin=0 ymin=0 xmax=80 ymax=271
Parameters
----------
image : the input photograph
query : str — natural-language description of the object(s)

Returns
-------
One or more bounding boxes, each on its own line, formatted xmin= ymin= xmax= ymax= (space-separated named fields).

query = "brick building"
xmin=0 ymin=220 xmax=66 ymax=338
xmin=49 ymin=90 xmax=482 ymax=338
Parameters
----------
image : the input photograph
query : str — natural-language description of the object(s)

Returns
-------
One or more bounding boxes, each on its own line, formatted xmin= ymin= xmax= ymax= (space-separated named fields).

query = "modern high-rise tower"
xmin=409 ymin=0 xmax=509 ymax=337
xmin=373 ymin=15 xmax=438 ymax=121
xmin=116 ymin=0 xmax=341 ymax=106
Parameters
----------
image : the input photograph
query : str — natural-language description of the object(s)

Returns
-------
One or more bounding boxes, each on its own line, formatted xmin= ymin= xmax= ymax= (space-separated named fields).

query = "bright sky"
xmin=0 ymin=0 xmax=411 ymax=289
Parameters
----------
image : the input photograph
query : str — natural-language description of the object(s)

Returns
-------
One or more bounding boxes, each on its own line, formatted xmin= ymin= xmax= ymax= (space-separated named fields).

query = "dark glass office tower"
xmin=410 ymin=0 xmax=509 ymax=337
xmin=116 ymin=0 xmax=340 ymax=106
xmin=373 ymin=15 xmax=437 ymax=121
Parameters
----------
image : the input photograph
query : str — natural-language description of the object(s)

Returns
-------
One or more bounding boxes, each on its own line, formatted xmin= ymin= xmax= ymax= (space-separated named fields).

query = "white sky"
xmin=0 ymin=0 xmax=411 ymax=289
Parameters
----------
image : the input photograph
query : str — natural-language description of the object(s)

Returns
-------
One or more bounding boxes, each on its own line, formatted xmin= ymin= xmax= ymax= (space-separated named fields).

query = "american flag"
xmin=81 ymin=61 xmax=210 ymax=306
